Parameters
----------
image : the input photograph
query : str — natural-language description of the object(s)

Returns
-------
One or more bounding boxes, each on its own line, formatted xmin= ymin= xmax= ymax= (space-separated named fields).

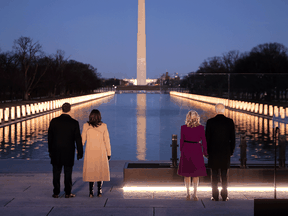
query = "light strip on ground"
xmin=123 ymin=186 xmax=288 ymax=192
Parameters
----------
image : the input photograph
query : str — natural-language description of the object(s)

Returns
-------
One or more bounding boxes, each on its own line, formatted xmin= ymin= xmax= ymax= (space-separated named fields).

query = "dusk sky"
xmin=1 ymin=0 xmax=288 ymax=79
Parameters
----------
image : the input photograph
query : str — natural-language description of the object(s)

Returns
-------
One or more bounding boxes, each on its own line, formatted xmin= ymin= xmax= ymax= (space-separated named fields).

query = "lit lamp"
xmin=31 ymin=104 xmax=35 ymax=114
xmin=52 ymin=101 xmax=55 ymax=109
xmin=264 ymin=104 xmax=268 ymax=115
xmin=11 ymin=107 xmax=15 ymax=120
xmin=236 ymin=101 xmax=239 ymax=109
xmin=251 ymin=103 xmax=255 ymax=112
xmin=232 ymin=101 xmax=236 ymax=109
xmin=247 ymin=102 xmax=251 ymax=112
xmin=243 ymin=102 xmax=247 ymax=111
xmin=22 ymin=105 xmax=26 ymax=117
xmin=26 ymin=105 xmax=31 ymax=116
xmin=4 ymin=108 xmax=9 ymax=121
xmin=0 ymin=108 xmax=3 ymax=123
xmin=228 ymin=100 xmax=232 ymax=108
xmin=46 ymin=101 xmax=49 ymax=110
xmin=274 ymin=106 xmax=278 ymax=118
xmin=286 ymin=107 xmax=288 ymax=118
xmin=17 ymin=106 xmax=21 ymax=118
xmin=280 ymin=107 xmax=285 ymax=119
xmin=269 ymin=105 xmax=273 ymax=117
xmin=255 ymin=104 xmax=259 ymax=113
xmin=34 ymin=103 xmax=39 ymax=113
xmin=43 ymin=102 xmax=46 ymax=112
xmin=259 ymin=104 xmax=263 ymax=114
xmin=39 ymin=103 xmax=43 ymax=112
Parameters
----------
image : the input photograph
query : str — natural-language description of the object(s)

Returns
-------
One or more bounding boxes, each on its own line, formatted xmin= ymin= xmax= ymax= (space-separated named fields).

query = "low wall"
xmin=0 ymin=91 xmax=115 ymax=125
xmin=170 ymin=91 xmax=288 ymax=119
xmin=123 ymin=162 xmax=288 ymax=184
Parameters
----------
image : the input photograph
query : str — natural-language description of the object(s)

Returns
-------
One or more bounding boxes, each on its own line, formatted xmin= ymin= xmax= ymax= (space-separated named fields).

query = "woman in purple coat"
xmin=177 ymin=110 xmax=208 ymax=201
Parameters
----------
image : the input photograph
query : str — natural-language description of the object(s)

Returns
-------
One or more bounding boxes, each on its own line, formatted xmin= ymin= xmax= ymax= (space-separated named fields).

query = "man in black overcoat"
xmin=205 ymin=103 xmax=235 ymax=201
xmin=48 ymin=103 xmax=83 ymax=198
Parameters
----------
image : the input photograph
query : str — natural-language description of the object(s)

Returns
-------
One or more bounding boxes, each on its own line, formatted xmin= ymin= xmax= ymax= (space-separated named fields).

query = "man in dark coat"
xmin=48 ymin=103 xmax=83 ymax=198
xmin=205 ymin=103 xmax=235 ymax=201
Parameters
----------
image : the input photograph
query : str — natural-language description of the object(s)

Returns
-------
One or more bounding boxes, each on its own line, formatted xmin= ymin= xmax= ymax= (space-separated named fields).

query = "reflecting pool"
xmin=0 ymin=93 xmax=287 ymax=163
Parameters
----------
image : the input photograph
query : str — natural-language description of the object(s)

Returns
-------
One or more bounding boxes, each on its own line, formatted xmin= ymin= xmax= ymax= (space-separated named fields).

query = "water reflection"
xmin=170 ymin=95 xmax=288 ymax=162
xmin=0 ymin=95 xmax=114 ymax=159
xmin=1 ymin=93 xmax=287 ymax=163
xmin=136 ymin=94 xmax=146 ymax=160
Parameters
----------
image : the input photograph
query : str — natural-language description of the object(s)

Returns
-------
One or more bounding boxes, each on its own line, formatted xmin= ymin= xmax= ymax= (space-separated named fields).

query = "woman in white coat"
xmin=81 ymin=109 xmax=111 ymax=197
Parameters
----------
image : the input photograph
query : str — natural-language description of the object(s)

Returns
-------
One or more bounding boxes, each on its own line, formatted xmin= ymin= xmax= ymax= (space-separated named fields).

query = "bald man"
xmin=205 ymin=103 xmax=235 ymax=201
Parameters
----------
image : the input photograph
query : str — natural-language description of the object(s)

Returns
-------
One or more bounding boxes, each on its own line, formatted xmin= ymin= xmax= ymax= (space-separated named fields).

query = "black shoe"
xmin=97 ymin=181 xmax=103 ymax=197
xmin=211 ymin=197 xmax=219 ymax=201
xmin=52 ymin=194 xmax=59 ymax=198
xmin=89 ymin=182 xmax=94 ymax=198
xmin=65 ymin=193 xmax=76 ymax=198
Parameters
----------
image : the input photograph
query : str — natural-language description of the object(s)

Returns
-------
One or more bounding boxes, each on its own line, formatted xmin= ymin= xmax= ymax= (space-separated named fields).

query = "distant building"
xmin=123 ymin=78 xmax=157 ymax=86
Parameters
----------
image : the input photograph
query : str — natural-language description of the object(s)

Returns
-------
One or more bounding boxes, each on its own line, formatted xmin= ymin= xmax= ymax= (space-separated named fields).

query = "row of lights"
xmin=123 ymin=186 xmax=288 ymax=192
xmin=170 ymin=92 xmax=288 ymax=119
xmin=0 ymin=92 xmax=115 ymax=124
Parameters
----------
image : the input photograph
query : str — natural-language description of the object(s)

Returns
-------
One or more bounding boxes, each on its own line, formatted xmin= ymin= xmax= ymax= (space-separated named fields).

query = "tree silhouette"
xmin=12 ymin=36 xmax=50 ymax=100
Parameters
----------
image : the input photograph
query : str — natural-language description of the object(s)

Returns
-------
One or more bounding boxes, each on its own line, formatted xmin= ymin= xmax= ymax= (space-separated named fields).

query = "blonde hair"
xmin=185 ymin=110 xmax=201 ymax=128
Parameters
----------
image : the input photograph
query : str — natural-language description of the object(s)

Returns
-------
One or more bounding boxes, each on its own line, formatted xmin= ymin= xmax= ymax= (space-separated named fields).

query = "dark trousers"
xmin=52 ymin=164 xmax=73 ymax=195
xmin=211 ymin=168 xmax=228 ymax=199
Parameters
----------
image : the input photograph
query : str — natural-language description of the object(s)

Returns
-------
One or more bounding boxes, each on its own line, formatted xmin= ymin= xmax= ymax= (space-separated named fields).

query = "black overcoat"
xmin=205 ymin=114 xmax=235 ymax=169
xmin=48 ymin=114 xmax=83 ymax=166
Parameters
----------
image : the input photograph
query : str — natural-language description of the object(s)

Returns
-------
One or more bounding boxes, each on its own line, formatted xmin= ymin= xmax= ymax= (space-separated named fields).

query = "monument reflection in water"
xmin=136 ymin=94 xmax=147 ymax=160
xmin=0 ymin=93 xmax=287 ymax=163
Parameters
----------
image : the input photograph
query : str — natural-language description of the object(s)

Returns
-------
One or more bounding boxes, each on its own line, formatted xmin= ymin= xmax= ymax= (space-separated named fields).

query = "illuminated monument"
xmin=137 ymin=0 xmax=146 ymax=85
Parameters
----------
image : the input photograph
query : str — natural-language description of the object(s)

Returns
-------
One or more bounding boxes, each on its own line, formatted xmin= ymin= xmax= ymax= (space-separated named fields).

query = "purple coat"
xmin=177 ymin=125 xmax=208 ymax=177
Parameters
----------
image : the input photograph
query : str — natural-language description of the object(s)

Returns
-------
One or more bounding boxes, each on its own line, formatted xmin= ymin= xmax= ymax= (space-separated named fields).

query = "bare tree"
xmin=51 ymin=50 xmax=67 ymax=96
xmin=222 ymin=50 xmax=240 ymax=72
xmin=13 ymin=36 xmax=50 ymax=100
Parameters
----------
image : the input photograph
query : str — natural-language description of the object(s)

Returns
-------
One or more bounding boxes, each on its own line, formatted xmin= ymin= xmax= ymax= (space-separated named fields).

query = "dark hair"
xmin=62 ymin=103 xmax=71 ymax=113
xmin=88 ymin=109 xmax=102 ymax=127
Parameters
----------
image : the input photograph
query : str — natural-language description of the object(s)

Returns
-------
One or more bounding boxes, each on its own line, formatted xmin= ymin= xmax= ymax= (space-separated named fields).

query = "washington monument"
xmin=137 ymin=0 xmax=146 ymax=85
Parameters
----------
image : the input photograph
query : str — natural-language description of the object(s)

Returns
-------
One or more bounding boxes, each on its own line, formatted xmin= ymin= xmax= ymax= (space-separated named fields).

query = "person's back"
xmin=81 ymin=109 xmax=111 ymax=198
xmin=206 ymin=114 xmax=235 ymax=168
xmin=49 ymin=114 xmax=81 ymax=166
xmin=205 ymin=103 xmax=235 ymax=201
xmin=48 ymin=103 xmax=83 ymax=199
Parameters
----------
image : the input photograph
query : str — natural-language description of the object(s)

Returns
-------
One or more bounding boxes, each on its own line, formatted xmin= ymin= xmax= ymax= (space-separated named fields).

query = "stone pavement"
xmin=1 ymin=159 xmax=287 ymax=216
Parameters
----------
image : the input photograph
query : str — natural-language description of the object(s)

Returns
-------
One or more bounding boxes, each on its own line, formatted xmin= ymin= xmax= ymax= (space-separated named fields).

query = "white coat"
xmin=81 ymin=122 xmax=111 ymax=182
